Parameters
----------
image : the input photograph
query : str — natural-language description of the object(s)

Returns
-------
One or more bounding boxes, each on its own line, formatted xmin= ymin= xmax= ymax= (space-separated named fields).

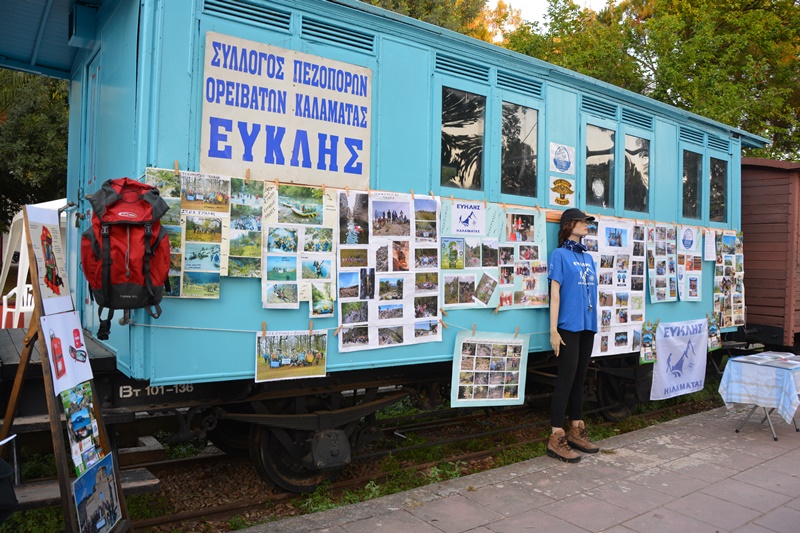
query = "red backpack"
xmin=81 ymin=178 xmax=171 ymax=339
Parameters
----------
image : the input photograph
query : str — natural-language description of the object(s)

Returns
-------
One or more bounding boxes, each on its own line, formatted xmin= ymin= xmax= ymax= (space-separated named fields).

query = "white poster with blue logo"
xmin=451 ymin=200 xmax=486 ymax=235
xmin=677 ymin=225 xmax=702 ymax=302
xmin=650 ymin=319 xmax=708 ymax=400
xmin=549 ymin=143 xmax=576 ymax=175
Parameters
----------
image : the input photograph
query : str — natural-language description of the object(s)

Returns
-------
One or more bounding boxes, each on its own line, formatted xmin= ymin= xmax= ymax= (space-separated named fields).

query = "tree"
xmin=0 ymin=69 xmax=69 ymax=232
xmin=502 ymin=0 xmax=800 ymax=160
xmin=360 ymin=0 xmax=488 ymax=37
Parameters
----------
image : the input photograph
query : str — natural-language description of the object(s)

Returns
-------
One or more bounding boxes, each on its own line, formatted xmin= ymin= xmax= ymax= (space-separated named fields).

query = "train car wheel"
xmin=249 ymin=397 xmax=347 ymax=493
xmin=249 ymin=423 xmax=342 ymax=493
xmin=597 ymin=373 xmax=633 ymax=422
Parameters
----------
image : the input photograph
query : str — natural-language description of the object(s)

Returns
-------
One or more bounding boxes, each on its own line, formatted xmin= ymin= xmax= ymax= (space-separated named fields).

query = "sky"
xmin=498 ymin=0 xmax=611 ymax=26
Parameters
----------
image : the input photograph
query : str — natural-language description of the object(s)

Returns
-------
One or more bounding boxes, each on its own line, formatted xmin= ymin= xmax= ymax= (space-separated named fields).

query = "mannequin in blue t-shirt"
xmin=546 ymin=208 xmax=601 ymax=463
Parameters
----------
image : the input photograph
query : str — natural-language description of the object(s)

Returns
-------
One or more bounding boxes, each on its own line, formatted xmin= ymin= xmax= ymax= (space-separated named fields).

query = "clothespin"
xmin=429 ymin=190 xmax=435 ymax=198
xmin=321 ymin=184 xmax=326 ymax=195
xmin=494 ymin=304 xmax=500 ymax=314
xmin=262 ymin=321 xmax=267 ymax=336
xmin=309 ymin=320 xmax=314 ymax=335
xmin=173 ymin=160 xmax=179 ymax=176
xmin=514 ymin=326 xmax=520 ymax=338
xmin=274 ymin=179 xmax=278 ymax=189
xmin=471 ymin=323 xmax=476 ymax=336
xmin=450 ymin=194 xmax=454 ymax=205
xmin=410 ymin=189 xmax=415 ymax=200
xmin=245 ymin=168 xmax=251 ymax=184
xmin=334 ymin=325 xmax=343 ymax=336
xmin=367 ymin=185 xmax=371 ymax=195
xmin=439 ymin=319 xmax=448 ymax=329
xmin=483 ymin=197 xmax=487 ymax=209
xmin=439 ymin=307 xmax=448 ymax=317
xmin=345 ymin=185 xmax=350 ymax=195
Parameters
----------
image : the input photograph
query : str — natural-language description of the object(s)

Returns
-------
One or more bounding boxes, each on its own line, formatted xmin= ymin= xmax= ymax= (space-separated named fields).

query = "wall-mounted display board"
xmin=586 ymin=217 xmax=646 ymax=356
xmin=337 ymin=191 xmax=442 ymax=352
xmin=715 ymin=230 xmax=745 ymax=327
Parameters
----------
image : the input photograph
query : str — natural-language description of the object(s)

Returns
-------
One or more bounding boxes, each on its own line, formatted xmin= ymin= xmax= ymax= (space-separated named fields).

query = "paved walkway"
xmin=247 ymin=406 xmax=800 ymax=533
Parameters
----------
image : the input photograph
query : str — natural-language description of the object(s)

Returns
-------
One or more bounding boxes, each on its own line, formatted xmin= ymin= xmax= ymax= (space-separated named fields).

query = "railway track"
xmin=129 ymin=399 xmax=716 ymax=531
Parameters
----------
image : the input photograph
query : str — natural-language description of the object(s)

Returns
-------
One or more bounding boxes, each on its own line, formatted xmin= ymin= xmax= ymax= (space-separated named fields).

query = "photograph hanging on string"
xmin=339 ymin=191 xmax=370 ymax=245
xmin=255 ymin=329 xmax=327 ymax=382
xmin=278 ymin=185 xmax=324 ymax=226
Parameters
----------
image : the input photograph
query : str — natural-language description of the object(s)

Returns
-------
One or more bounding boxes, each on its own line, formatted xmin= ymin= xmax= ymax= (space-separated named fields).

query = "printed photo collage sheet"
xmin=261 ymin=182 xmax=337 ymax=314
xmin=646 ymin=223 xmax=679 ymax=304
xmin=715 ymin=230 xmax=745 ymax=327
xmin=337 ymin=191 xmax=443 ymax=352
xmin=677 ymin=225 xmax=703 ymax=302
xmin=585 ymin=217 xmax=646 ymax=356
xmin=145 ymin=167 xmax=338 ymax=312
xmin=145 ymin=167 xmax=230 ymax=299
xmin=451 ymin=330 xmax=531 ymax=407
xmin=439 ymin=200 xmax=549 ymax=312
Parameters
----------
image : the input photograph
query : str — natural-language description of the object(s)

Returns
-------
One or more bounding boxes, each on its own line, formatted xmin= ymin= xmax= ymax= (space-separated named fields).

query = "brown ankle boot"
xmin=546 ymin=429 xmax=581 ymax=463
xmin=566 ymin=421 xmax=600 ymax=453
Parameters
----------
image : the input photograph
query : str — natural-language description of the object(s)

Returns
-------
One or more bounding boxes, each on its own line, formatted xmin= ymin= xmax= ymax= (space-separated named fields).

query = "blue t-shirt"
xmin=548 ymin=247 xmax=598 ymax=333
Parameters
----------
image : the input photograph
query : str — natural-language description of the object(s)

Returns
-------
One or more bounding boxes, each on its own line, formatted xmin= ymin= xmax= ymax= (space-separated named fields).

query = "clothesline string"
xmin=127 ymin=319 xmax=548 ymax=337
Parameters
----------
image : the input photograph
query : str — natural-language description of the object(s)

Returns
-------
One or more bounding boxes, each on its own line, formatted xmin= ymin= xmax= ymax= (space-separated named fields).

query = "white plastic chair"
xmin=1 ymin=284 xmax=34 ymax=329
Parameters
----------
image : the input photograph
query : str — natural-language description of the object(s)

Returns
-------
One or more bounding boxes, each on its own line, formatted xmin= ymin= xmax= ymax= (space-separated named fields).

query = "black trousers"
xmin=551 ymin=329 xmax=595 ymax=427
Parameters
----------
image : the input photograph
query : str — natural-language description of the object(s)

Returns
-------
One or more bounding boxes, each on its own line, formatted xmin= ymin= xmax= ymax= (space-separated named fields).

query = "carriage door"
xmin=81 ymin=52 xmax=101 ymax=331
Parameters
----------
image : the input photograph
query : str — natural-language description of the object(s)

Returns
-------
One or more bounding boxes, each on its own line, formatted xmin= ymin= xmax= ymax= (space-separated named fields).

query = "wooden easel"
xmin=0 ymin=206 xmax=130 ymax=532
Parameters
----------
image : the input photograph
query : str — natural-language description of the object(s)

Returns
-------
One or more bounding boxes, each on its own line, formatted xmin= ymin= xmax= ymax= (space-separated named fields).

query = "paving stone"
xmin=461 ymin=481 xmax=554 ymax=516
xmin=621 ymin=508 xmax=722 ymax=533
xmin=485 ymin=508 xmax=589 ymax=533
xmin=538 ymin=493 xmax=637 ymax=531
xmin=583 ymin=446 xmax=665 ymax=473
xmin=664 ymin=491 xmax=761 ymax=530
xmin=514 ymin=471 xmax=597 ymax=500
xmin=659 ymin=454 xmax=741 ymax=483
xmin=407 ymin=494 xmax=504 ymax=533
xmin=730 ymin=523 xmax=781 ymax=533
xmin=759 ymin=454 xmax=800 ymax=475
xmin=625 ymin=466 xmax=711 ymax=497
xmin=584 ymin=480 xmax=676 ymax=514
xmin=335 ymin=510 xmax=446 ymax=533
xmin=699 ymin=477 xmax=792 ymax=513
xmin=753 ymin=505 xmax=800 ymax=533
xmin=688 ymin=447 xmax=768 ymax=471
xmin=732 ymin=466 xmax=800 ymax=497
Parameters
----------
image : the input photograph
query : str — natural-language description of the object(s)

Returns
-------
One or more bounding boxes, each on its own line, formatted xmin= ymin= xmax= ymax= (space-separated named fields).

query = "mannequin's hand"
xmin=550 ymin=330 xmax=565 ymax=356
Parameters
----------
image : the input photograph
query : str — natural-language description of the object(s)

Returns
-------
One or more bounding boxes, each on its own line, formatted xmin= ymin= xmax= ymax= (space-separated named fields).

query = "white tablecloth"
xmin=719 ymin=359 xmax=800 ymax=424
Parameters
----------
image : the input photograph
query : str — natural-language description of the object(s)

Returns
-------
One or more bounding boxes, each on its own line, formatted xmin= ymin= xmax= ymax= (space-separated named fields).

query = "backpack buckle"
xmin=144 ymin=223 xmax=152 ymax=236
xmin=101 ymin=224 xmax=110 ymax=235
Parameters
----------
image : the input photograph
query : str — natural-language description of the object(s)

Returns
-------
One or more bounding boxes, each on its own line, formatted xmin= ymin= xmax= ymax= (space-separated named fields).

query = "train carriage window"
xmin=586 ymin=124 xmax=615 ymax=208
xmin=623 ymin=135 xmax=649 ymax=213
xmin=682 ymin=150 xmax=703 ymax=219
xmin=710 ymin=157 xmax=728 ymax=223
xmin=441 ymin=87 xmax=486 ymax=191
xmin=501 ymin=102 xmax=538 ymax=197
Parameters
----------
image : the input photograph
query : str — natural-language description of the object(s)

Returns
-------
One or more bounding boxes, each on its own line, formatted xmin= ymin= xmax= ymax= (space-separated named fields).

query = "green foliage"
xmin=0 ymin=69 xmax=69 ymax=232
xmin=153 ymin=430 xmax=208 ymax=460
xmin=0 ymin=507 xmax=63 ymax=533
xmin=503 ymin=0 xmax=800 ymax=159
xmin=227 ymin=514 xmax=252 ymax=530
xmin=295 ymin=483 xmax=339 ymax=513
xmin=361 ymin=0 xmax=488 ymax=38
xmin=494 ymin=442 xmax=546 ymax=467
xmin=126 ymin=493 xmax=175 ymax=520
xmin=18 ymin=451 xmax=57 ymax=481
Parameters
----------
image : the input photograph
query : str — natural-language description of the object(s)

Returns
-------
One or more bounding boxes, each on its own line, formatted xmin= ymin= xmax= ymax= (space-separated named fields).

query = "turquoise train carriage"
xmin=0 ymin=0 xmax=767 ymax=492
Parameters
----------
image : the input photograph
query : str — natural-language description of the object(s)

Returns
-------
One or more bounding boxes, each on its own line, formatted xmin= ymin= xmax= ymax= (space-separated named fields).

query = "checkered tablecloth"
xmin=718 ymin=359 xmax=800 ymax=424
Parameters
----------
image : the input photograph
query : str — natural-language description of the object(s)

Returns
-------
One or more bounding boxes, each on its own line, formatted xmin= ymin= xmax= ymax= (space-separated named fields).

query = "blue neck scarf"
xmin=562 ymin=239 xmax=587 ymax=253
